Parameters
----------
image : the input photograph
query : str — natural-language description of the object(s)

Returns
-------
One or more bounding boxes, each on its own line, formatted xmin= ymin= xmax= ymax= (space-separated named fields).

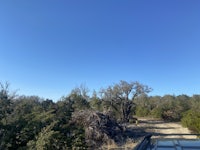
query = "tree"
xmin=67 ymin=85 xmax=90 ymax=111
xmin=89 ymin=90 xmax=103 ymax=111
xmin=0 ymin=82 xmax=15 ymax=124
xmin=100 ymin=80 xmax=152 ymax=122
xmin=0 ymin=82 xmax=17 ymax=149
xmin=70 ymin=84 xmax=90 ymax=101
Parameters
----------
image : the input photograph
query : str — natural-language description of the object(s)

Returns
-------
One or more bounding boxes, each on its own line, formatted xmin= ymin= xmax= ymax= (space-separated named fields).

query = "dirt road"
xmin=105 ymin=118 xmax=197 ymax=149
xmin=131 ymin=118 xmax=197 ymax=139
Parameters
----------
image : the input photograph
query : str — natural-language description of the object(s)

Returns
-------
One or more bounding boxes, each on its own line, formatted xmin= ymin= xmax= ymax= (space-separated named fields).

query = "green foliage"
xmin=89 ymin=97 xmax=103 ymax=112
xmin=35 ymin=122 xmax=59 ymax=150
xmin=0 ymin=82 xmax=13 ymax=124
xmin=181 ymin=96 xmax=200 ymax=133
xmin=135 ymin=106 xmax=149 ymax=117
xmin=150 ymin=107 xmax=163 ymax=118
xmin=135 ymin=94 xmax=193 ymax=121
xmin=0 ymin=92 xmax=87 ymax=149
xmin=181 ymin=110 xmax=200 ymax=133
xmin=2 ymin=81 xmax=200 ymax=149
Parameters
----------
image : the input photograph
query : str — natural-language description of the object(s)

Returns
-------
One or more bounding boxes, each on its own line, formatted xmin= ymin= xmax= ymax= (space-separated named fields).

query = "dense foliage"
xmin=0 ymin=83 xmax=88 ymax=150
xmin=134 ymin=94 xmax=200 ymax=134
xmin=0 ymin=81 xmax=200 ymax=149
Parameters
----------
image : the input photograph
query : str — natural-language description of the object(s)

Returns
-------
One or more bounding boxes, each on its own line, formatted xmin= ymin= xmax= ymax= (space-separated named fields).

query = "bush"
xmin=150 ymin=107 xmax=163 ymax=119
xmin=181 ymin=110 xmax=200 ymax=133
xmin=135 ymin=106 xmax=149 ymax=117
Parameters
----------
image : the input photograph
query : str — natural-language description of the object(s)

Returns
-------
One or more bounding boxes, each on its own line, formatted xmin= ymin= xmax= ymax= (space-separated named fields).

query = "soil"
xmin=128 ymin=118 xmax=197 ymax=139
xmin=105 ymin=118 xmax=198 ymax=149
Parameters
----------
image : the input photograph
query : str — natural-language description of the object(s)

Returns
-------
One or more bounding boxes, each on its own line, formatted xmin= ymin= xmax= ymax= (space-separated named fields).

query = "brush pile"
xmin=72 ymin=110 xmax=124 ymax=149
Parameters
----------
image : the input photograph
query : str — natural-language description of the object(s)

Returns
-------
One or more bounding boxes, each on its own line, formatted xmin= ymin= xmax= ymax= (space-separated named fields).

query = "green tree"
xmin=67 ymin=86 xmax=90 ymax=111
xmin=89 ymin=90 xmax=103 ymax=111
xmin=0 ymin=82 xmax=15 ymax=125
xmin=0 ymin=82 xmax=16 ymax=149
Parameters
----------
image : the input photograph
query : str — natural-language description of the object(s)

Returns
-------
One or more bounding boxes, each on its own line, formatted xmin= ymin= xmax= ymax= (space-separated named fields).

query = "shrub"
xmin=150 ymin=107 xmax=163 ymax=119
xmin=181 ymin=110 xmax=200 ymax=133
xmin=136 ymin=106 xmax=149 ymax=117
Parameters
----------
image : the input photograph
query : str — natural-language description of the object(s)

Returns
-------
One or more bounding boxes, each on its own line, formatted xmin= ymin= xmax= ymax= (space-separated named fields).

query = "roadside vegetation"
xmin=0 ymin=81 xmax=200 ymax=149
xmin=135 ymin=94 xmax=200 ymax=134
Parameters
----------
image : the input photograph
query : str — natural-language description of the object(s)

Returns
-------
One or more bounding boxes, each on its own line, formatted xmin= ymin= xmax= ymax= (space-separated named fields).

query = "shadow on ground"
xmin=123 ymin=119 xmax=199 ymax=142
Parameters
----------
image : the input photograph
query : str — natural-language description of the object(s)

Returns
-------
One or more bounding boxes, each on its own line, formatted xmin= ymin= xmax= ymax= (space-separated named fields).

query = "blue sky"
xmin=0 ymin=0 xmax=200 ymax=101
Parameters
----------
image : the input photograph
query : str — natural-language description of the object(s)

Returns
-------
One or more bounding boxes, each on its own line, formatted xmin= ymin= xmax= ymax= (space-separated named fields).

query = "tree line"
xmin=134 ymin=94 xmax=200 ymax=133
xmin=0 ymin=81 xmax=200 ymax=149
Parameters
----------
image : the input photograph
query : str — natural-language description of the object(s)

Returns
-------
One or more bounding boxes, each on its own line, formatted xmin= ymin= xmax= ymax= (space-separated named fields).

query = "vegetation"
xmin=0 ymin=81 xmax=200 ymax=149
xmin=134 ymin=94 xmax=200 ymax=134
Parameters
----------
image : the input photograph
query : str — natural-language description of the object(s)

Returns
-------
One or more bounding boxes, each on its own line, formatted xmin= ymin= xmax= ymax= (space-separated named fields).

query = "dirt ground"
xmin=130 ymin=118 xmax=197 ymax=139
xmin=104 ymin=118 xmax=198 ymax=149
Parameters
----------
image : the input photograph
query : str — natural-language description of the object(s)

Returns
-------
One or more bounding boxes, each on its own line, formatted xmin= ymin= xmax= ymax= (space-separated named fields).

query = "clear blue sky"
xmin=0 ymin=0 xmax=200 ymax=101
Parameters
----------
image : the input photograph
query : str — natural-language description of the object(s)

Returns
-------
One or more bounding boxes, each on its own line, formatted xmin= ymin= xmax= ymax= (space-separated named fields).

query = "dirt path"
xmin=129 ymin=118 xmax=197 ymax=139
xmin=105 ymin=118 xmax=197 ymax=149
